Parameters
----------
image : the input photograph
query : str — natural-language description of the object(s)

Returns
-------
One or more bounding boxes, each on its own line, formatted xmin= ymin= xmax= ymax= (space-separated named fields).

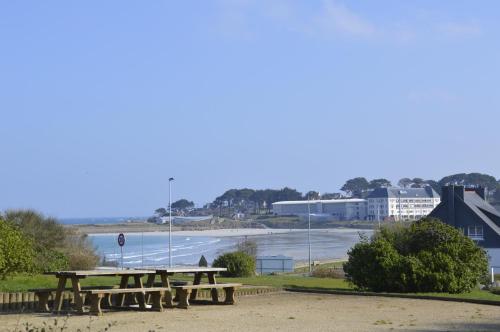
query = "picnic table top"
xmin=45 ymin=269 xmax=156 ymax=277
xmin=154 ymin=267 xmax=227 ymax=273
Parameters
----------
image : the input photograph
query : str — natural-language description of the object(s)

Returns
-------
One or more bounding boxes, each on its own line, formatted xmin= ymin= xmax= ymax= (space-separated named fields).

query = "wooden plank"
xmin=48 ymin=269 xmax=155 ymax=277
xmin=155 ymin=267 xmax=226 ymax=274
xmin=83 ymin=287 xmax=170 ymax=295
xmin=174 ymin=283 xmax=241 ymax=290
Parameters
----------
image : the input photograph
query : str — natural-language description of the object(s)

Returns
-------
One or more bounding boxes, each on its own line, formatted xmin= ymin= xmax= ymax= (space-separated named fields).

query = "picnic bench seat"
xmin=81 ymin=287 xmax=171 ymax=316
xmin=30 ymin=286 xmax=118 ymax=312
xmin=171 ymin=283 xmax=241 ymax=309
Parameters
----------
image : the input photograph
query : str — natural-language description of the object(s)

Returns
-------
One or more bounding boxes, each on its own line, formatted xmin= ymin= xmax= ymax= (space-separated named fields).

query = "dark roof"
xmin=366 ymin=187 xmax=440 ymax=199
xmin=463 ymin=191 xmax=500 ymax=233
xmin=429 ymin=186 xmax=500 ymax=239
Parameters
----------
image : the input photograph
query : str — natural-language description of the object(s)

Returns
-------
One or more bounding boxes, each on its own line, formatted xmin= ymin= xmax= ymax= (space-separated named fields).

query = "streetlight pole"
xmin=308 ymin=194 xmax=312 ymax=274
xmin=168 ymin=177 xmax=174 ymax=267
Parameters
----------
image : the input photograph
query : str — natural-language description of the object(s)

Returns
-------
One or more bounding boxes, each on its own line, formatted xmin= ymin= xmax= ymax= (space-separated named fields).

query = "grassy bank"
xmin=2 ymin=273 xmax=500 ymax=304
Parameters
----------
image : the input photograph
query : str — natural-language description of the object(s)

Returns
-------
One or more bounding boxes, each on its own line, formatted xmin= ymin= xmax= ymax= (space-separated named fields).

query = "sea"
xmin=60 ymin=217 xmax=372 ymax=268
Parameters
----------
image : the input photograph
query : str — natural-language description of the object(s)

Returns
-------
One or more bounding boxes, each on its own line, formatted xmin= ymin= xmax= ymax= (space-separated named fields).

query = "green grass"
xmin=0 ymin=274 xmax=121 ymax=292
xmin=2 ymin=273 xmax=500 ymax=304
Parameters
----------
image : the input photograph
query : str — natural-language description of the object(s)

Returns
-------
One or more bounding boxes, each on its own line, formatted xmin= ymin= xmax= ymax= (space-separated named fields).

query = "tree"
xmin=0 ymin=219 xmax=35 ymax=279
xmin=3 ymin=210 xmax=97 ymax=272
xmin=155 ymin=208 xmax=168 ymax=217
xmin=411 ymin=178 xmax=426 ymax=188
xmin=438 ymin=173 xmax=497 ymax=190
xmin=304 ymin=191 xmax=320 ymax=200
xmin=343 ymin=218 xmax=488 ymax=293
xmin=213 ymin=251 xmax=256 ymax=277
xmin=321 ymin=192 xmax=342 ymax=200
xmin=398 ymin=178 xmax=413 ymax=189
xmin=425 ymin=180 xmax=441 ymax=193
xmin=369 ymin=178 xmax=392 ymax=189
xmin=198 ymin=255 xmax=208 ymax=267
xmin=171 ymin=199 xmax=195 ymax=210
xmin=341 ymin=177 xmax=370 ymax=197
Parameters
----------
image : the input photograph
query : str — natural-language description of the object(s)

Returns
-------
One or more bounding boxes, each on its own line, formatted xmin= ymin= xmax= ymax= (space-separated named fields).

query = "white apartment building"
xmin=272 ymin=199 xmax=367 ymax=221
xmin=366 ymin=187 xmax=441 ymax=221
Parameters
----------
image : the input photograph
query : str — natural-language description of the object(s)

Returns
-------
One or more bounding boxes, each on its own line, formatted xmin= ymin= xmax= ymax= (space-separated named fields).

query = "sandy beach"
xmin=3 ymin=292 xmax=500 ymax=331
xmin=87 ymin=227 xmax=362 ymax=237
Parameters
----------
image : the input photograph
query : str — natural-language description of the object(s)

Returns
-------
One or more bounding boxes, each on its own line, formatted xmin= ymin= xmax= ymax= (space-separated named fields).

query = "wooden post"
xmin=9 ymin=293 xmax=16 ymax=311
xmin=0 ymin=292 xmax=3 ymax=311
xmin=53 ymin=276 xmax=67 ymax=312
xmin=207 ymin=272 xmax=219 ymax=303
xmin=133 ymin=275 xmax=146 ymax=310
xmin=22 ymin=293 xmax=28 ymax=311
xmin=28 ymin=292 xmax=35 ymax=310
xmin=71 ymin=278 xmax=84 ymax=313
xmin=145 ymin=273 xmax=156 ymax=303
xmin=117 ymin=275 xmax=129 ymax=306
xmin=190 ymin=272 xmax=202 ymax=300
xmin=3 ymin=293 xmax=9 ymax=312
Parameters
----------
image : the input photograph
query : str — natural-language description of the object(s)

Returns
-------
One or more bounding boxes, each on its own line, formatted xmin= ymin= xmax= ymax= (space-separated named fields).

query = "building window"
xmin=468 ymin=225 xmax=484 ymax=240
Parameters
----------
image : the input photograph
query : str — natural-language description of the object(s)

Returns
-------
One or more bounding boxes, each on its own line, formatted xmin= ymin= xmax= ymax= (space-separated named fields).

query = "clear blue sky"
xmin=1 ymin=1 xmax=499 ymax=218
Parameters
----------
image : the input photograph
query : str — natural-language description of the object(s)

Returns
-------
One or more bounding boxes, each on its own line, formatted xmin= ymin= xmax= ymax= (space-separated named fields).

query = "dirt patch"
xmin=2 ymin=292 xmax=500 ymax=331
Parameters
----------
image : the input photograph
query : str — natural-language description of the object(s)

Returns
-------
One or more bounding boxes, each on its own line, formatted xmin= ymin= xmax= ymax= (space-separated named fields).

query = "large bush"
xmin=0 ymin=220 xmax=35 ymax=279
xmin=343 ymin=218 xmax=488 ymax=293
xmin=212 ymin=251 xmax=255 ymax=277
xmin=3 ymin=210 xmax=98 ymax=272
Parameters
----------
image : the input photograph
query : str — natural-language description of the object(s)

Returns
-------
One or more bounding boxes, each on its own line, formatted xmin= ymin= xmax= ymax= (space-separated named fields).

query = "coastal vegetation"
xmin=213 ymin=251 xmax=256 ymax=277
xmin=0 ymin=210 xmax=99 ymax=277
xmin=343 ymin=218 xmax=488 ymax=293
xmin=0 ymin=219 xmax=35 ymax=279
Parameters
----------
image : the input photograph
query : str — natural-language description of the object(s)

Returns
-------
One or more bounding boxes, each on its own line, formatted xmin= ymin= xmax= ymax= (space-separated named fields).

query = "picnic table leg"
xmin=53 ymin=276 xmax=67 ymax=313
xmin=133 ymin=275 xmax=146 ymax=310
xmin=189 ymin=272 xmax=202 ymax=301
xmin=117 ymin=275 xmax=129 ymax=306
xmin=145 ymin=273 xmax=156 ymax=303
xmin=160 ymin=273 xmax=173 ymax=308
xmin=207 ymin=272 xmax=219 ymax=303
xmin=71 ymin=277 xmax=85 ymax=313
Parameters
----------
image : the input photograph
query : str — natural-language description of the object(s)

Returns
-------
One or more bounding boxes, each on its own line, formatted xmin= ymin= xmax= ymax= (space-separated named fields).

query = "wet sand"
xmin=2 ymin=292 xmax=500 ymax=331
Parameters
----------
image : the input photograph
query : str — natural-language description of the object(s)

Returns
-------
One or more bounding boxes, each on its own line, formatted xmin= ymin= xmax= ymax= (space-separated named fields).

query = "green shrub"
xmin=3 ymin=210 xmax=98 ymax=271
xmin=343 ymin=218 xmax=488 ymax=293
xmin=490 ymin=287 xmax=500 ymax=295
xmin=212 ymin=251 xmax=256 ymax=277
xmin=311 ymin=268 xmax=345 ymax=279
xmin=64 ymin=233 xmax=99 ymax=270
xmin=35 ymin=249 xmax=69 ymax=272
xmin=0 ymin=220 xmax=35 ymax=279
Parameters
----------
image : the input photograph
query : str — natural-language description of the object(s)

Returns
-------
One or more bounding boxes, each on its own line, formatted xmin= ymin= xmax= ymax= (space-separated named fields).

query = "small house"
xmin=429 ymin=185 xmax=500 ymax=267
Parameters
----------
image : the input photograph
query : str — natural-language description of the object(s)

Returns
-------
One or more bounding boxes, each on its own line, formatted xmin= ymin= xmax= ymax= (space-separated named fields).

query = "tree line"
xmin=153 ymin=172 xmax=499 ymax=217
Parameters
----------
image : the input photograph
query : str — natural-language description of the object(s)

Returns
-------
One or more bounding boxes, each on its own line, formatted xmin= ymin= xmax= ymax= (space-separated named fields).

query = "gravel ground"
xmin=2 ymin=292 xmax=500 ymax=332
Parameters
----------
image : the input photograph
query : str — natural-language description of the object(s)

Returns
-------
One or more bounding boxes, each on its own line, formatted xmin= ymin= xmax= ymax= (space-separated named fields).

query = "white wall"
xmin=487 ymin=248 xmax=500 ymax=267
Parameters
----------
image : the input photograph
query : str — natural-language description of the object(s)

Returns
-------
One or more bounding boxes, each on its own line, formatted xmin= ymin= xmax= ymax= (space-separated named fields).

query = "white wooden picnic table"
xmin=145 ymin=267 xmax=227 ymax=302
xmin=46 ymin=269 xmax=156 ymax=313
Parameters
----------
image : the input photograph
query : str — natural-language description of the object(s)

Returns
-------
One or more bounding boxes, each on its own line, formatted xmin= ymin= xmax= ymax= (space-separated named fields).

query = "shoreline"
xmin=67 ymin=222 xmax=371 ymax=236
xmin=82 ymin=227 xmax=367 ymax=238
